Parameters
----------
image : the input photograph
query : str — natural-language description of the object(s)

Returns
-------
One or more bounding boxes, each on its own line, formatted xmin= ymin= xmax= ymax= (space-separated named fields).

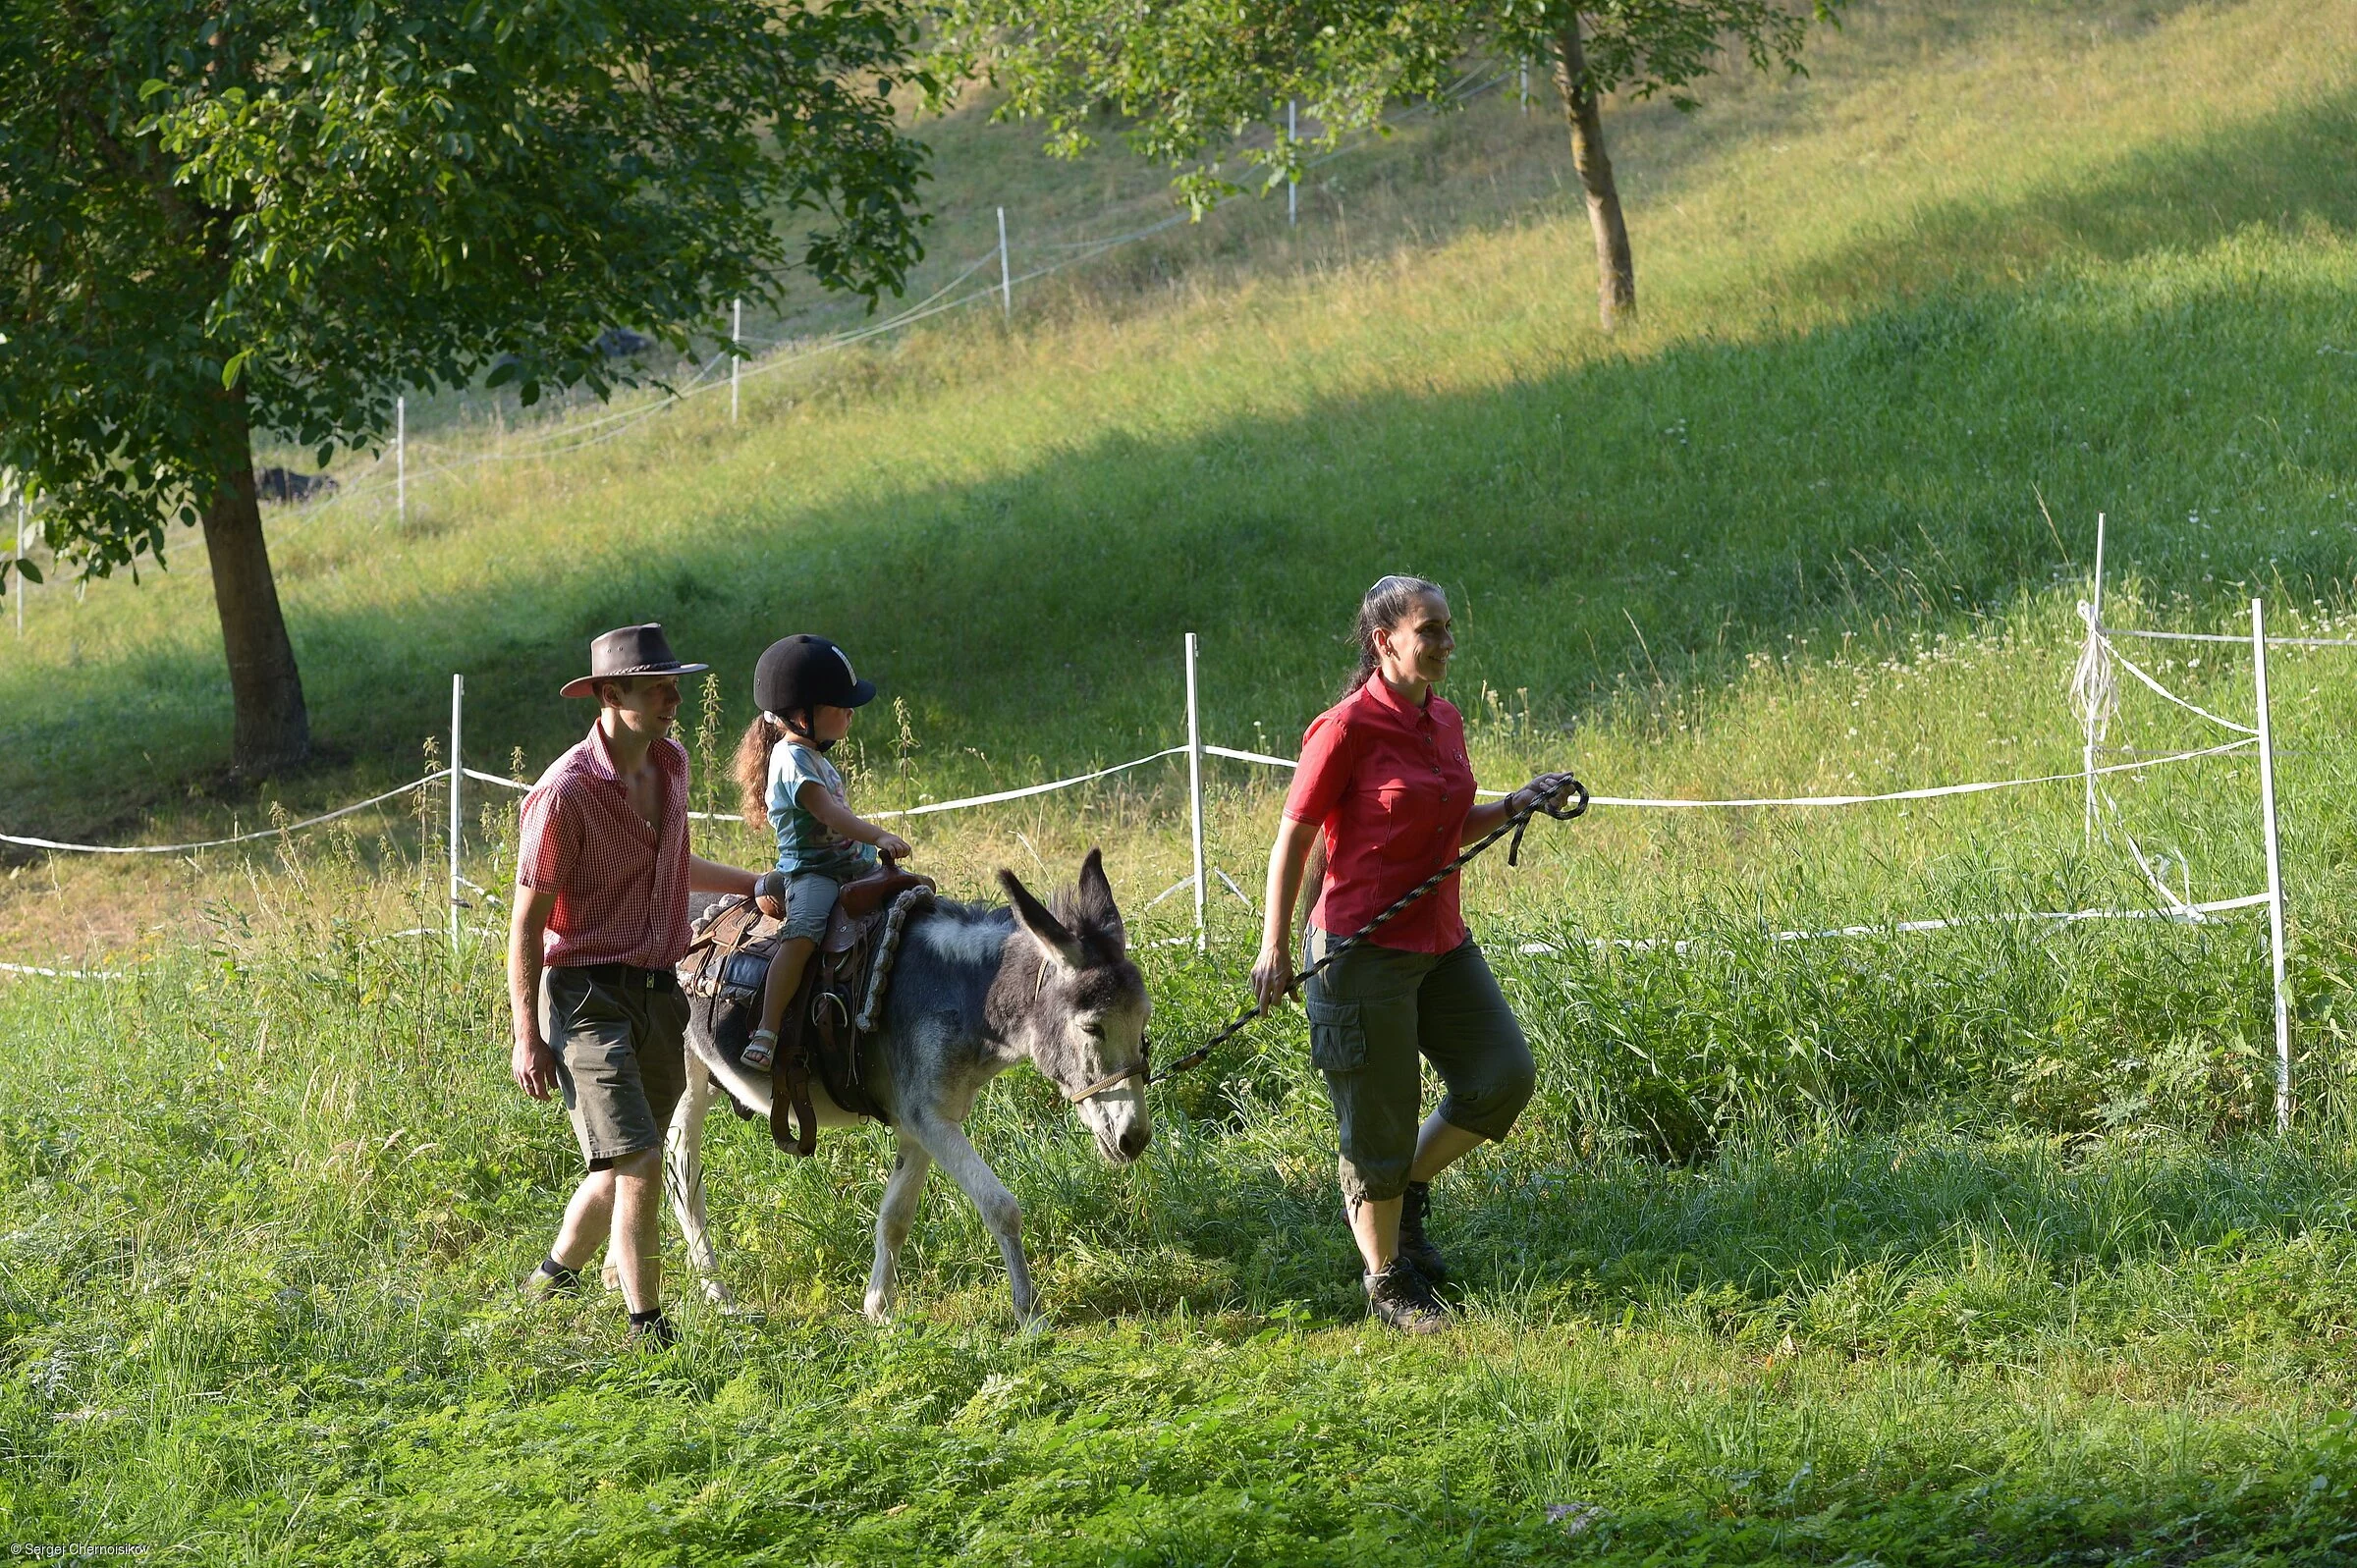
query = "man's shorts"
xmin=539 ymin=964 xmax=689 ymax=1169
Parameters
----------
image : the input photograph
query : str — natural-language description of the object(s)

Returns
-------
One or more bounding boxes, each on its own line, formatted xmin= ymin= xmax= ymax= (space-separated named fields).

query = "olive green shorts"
xmin=539 ymin=965 xmax=690 ymax=1170
xmin=1302 ymin=930 xmax=1536 ymax=1204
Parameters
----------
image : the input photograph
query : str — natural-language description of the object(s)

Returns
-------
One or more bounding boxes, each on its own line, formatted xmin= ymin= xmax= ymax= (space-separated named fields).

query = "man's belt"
xmin=571 ymin=962 xmax=680 ymax=992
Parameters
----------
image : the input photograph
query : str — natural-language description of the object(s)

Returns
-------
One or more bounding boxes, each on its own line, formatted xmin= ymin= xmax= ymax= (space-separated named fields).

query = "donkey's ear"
xmin=999 ymin=868 xmax=1089 ymax=970
xmin=1075 ymin=847 xmax=1125 ymax=958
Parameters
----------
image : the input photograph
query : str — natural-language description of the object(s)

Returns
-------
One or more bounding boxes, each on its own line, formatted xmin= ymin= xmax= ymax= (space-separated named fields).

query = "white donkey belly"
xmin=686 ymin=1033 xmax=882 ymax=1131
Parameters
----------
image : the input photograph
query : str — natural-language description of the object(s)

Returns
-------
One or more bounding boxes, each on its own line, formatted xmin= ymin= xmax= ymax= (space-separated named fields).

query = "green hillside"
xmin=9 ymin=1 xmax=2357 ymax=1559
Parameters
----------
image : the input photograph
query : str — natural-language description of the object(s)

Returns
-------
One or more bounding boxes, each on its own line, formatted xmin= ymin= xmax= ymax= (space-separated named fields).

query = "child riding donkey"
xmin=735 ymin=634 xmax=913 ymax=1072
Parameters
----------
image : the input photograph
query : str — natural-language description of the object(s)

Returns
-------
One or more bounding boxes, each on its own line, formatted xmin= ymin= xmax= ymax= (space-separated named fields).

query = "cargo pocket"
xmin=1304 ymin=995 xmax=1368 ymax=1073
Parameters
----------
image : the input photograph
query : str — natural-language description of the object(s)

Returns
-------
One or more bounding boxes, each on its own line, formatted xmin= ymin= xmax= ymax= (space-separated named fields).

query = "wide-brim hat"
xmin=560 ymin=622 xmax=710 ymax=698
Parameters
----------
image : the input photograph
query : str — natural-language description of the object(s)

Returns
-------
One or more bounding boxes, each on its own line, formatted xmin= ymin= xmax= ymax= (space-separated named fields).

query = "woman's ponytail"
xmin=734 ymin=713 xmax=788 ymax=833
xmin=1340 ymin=573 xmax=1444 ymax=702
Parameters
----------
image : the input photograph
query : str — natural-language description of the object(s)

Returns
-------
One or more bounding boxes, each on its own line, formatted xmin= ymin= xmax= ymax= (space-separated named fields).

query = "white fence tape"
xmin=2104 ymin=625 xmax=2357 ymax=648
xmin=2096 ymin=633 xmax=2258 ymax=735
xmin=467 ymin=748 xmax=1190 ymax=822
xmin=5 ymin=733 xmax=2261 ymax=859
xmin=1206 ymin=736 xmax=2256 ymax=808
xmin=1517 ymin=891 xmax=2274 ymax=959
xmin=0 ymin=960 xmax=124 ymax=981
xmin=0 ymin=772 xmax=445 ymax=855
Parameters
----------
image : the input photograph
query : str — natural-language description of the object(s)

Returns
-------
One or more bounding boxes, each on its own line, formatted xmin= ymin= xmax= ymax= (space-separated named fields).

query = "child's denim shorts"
xmin=779 ymin=871 xmax=846 ymax=943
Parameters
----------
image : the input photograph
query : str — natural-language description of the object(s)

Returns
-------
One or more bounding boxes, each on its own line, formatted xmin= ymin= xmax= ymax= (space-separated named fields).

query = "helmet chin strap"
xmin=767 ymin=709 xmax=840 ymax=754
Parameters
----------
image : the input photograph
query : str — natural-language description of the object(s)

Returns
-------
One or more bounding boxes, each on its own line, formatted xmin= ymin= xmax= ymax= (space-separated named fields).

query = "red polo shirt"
xmin=1282 ymin=676 xmax=1477 ymax=953
xmin=516 ymin=722 xmax=694 ymax=969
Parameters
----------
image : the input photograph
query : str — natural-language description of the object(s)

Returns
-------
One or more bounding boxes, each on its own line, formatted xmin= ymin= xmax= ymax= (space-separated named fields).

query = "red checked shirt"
xmin=516 ymin=722 xmax=694 ymax=969
xmin=1282 ymin=676 xmax=1478 ymax=953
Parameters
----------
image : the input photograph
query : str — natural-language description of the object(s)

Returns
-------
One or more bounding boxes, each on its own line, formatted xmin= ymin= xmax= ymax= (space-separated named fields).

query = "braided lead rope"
xmin=1148 ymin=780 xmax=1588 ymax=1084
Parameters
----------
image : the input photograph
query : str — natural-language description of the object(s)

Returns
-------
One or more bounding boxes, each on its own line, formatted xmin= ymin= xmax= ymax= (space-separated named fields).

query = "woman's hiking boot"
xmin=1398 ymin=1180 xmax=1448 ymax=1283
xmin=522 ymin=1258 xmax=581 ymax=1300
xmin=627 ymin=1309 xmax=679 ymax=1350
xmin=1363 ymin=1258 xmax=1450 ymax=1335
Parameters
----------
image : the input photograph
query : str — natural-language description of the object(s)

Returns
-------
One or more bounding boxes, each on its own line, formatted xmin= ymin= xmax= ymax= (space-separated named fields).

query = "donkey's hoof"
xmin=862 ymin=1292 xmax=895 ymax=1325
xmin=600 ymin=1261 xmax=622 ymax=1292
xmin=700 ymin=1276 xmax=736 ymax=1309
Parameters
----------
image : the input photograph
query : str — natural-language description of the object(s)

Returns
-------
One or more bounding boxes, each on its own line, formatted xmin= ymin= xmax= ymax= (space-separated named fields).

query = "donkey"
xmin=664 ymin=849 xmax=1151 ymax=1325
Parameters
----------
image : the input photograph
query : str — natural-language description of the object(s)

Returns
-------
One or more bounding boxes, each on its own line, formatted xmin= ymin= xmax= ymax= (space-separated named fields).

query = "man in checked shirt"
xmin=508 ymin=623 xmax=765 ymax=1348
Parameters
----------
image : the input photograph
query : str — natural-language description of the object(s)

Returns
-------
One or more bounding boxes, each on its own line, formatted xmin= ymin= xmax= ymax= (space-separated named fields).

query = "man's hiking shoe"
xmin=1364 ymin=1259 xmax=1450 ymax=1335
xmin=1398 ymin=1180 xmax=1449 ymax=1284
xmin=627 ymin=1310 xmax=679 ymax=1350
xmin=522 ymin=1258 xmax=581 ymax=1301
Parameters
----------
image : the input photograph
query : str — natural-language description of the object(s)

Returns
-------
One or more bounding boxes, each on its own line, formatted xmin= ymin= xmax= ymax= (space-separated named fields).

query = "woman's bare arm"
xmin=1250 ymin=817 xmax=1320 ymax=1007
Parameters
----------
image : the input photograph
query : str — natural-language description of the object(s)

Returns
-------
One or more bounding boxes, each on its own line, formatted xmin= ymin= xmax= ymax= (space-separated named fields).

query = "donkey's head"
xmin=996 ymin=848 xmax=1152 ymax=1164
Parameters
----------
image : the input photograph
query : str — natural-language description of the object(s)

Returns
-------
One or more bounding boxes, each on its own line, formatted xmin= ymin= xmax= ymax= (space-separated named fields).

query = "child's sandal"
xmin=741 ymin=1028 xmax=778 ymax=1072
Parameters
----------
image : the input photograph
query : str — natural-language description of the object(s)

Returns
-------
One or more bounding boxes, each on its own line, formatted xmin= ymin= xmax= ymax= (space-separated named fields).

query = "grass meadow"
xmin=7 ymin=0 xmax=2357 ymax=1558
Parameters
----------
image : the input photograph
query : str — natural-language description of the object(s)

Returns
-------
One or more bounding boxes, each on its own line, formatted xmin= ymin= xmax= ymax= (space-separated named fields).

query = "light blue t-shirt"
xmin=765 ymin=739 xmax=878 ymax=880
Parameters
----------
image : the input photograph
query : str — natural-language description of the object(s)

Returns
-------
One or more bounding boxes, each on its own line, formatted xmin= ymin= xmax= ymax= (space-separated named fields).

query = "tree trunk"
xmin=1552 ymin=13 xmax=1637 ymax=330
xmin=199 ymin=392 xmax=310 ymax=776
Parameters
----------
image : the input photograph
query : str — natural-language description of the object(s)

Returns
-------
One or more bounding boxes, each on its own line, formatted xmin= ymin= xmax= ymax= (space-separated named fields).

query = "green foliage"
xmin=0 ymin=0 xmax=932 ymax=586
xmin=929 ymin=1 xmax=1839 ymax=207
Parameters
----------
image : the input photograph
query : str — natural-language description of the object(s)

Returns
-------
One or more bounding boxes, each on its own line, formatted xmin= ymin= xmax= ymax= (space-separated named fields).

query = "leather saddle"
xmin=683 ymin=861 xmax=934 ymax=1158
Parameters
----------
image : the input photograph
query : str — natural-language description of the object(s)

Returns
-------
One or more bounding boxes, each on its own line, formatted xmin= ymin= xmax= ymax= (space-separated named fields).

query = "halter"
xmin=1061 ymin=1034 xmax=1151 ymax=1104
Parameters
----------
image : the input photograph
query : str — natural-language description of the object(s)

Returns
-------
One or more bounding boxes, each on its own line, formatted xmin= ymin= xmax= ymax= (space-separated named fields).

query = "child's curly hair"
xmin=734 ymin=713 xmax=790 ymax=834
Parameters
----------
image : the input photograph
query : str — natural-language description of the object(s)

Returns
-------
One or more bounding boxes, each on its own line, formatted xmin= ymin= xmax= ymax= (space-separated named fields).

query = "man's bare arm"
xmin=508 ymin=884 xmax=559 ymax=1098
xmin=689 ymin=855 xmax=760 ymax=895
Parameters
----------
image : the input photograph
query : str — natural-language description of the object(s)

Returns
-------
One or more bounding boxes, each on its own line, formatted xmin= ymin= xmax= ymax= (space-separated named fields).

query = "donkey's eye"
xmin=1080 ymin=1022 xmax=1104 ymax=1038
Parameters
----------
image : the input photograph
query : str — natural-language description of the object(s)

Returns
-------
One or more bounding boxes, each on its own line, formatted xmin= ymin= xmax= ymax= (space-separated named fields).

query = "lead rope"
xmin=1148 ymin=779 xmax=1589 ymax=1084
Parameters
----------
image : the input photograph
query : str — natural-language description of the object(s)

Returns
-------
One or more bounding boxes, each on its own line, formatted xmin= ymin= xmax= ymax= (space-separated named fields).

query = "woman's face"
xmin=1377 ymin=592 xmax=1455 ymax=688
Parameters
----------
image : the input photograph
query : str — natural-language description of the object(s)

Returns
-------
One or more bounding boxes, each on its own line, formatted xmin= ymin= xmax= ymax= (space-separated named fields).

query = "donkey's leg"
xmin=903 ymin=1116 xmax=1038 ymax=1325
xmin=863 ymin=1136 xmax=932 ymax=1325
xmin=663 ymin=1070 xmax=734 ymax=1308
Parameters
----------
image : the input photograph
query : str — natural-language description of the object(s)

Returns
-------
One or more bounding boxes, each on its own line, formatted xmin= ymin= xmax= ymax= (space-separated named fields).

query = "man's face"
xmin=601 ymin=676 xmax=682 ymax=738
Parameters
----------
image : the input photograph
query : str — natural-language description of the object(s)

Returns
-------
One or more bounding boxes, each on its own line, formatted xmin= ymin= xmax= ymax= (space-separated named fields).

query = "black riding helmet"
xmin=754 ymin=634 xmax=877 ymax=749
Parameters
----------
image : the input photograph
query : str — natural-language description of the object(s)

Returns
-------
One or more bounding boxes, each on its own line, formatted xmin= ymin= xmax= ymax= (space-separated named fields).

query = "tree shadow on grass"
xmin=8 ymin=85 xmax=2357 ymax=838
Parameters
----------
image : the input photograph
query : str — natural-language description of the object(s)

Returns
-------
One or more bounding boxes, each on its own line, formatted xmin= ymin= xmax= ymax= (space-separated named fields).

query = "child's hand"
xmin=876 ymin=832 xmax=913 ymax=862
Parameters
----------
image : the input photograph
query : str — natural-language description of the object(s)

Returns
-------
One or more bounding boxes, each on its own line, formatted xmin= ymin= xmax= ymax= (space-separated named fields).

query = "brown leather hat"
xmin=559 ymin=622 xmax=710 ymax=698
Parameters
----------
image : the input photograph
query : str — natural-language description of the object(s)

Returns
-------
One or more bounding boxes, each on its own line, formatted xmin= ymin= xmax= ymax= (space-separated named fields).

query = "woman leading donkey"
xmin=1251 ymin=575 xmax=1579 ymax=1333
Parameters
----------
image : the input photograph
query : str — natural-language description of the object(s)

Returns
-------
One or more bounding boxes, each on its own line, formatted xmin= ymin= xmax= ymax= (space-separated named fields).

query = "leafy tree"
xmin=0 ymin=0 xmax=930 ymax=776
xmin=931 ymin=1 xmax=1839 ymax=331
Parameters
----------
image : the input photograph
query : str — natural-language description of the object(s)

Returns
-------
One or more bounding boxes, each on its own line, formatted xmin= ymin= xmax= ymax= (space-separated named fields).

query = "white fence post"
xmin=1287 ymin=100 xmax=1298 ymax=226
xmin=1185 ymin=632 xmax=1207 ymax=952
xmin=731 ymin=297 xmax=741 ymax=425
xmin=449 ymin=673 xmax=465 ymax=950
xmin=2083 ymin=511 xmax=2106 ymax=845
xmin=2251 ymin=599 xmax=2291 ymax=1131
xmin=1520 ymin=60 xmax=1530 ymax=113
xmin=396 ymin=395 xmax=408 ymax=527
xmin=998 ymin=208 xmax=1013 ymax=322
